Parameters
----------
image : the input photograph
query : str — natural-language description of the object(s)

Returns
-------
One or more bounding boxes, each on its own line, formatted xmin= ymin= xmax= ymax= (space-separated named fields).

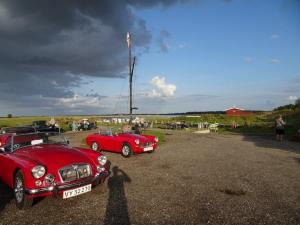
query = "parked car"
xmin=0 ymin=132 xmax=110 ymax=209
xmin=86 ymin=128 xmax=158 ymax=157
xmin=1 ymin=126 xmax=36 ymax=134
xmin=32 ymin=120 xmax=63 ymax=133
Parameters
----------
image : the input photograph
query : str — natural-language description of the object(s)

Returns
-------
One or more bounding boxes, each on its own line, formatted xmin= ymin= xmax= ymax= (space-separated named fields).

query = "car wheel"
xmin=121 ymin=144 xmax=132 ymax=158
xmin=14 ymin=170 xmax=33 ymax=209
xmin=91 ymin=142 xmax=100 ymax=151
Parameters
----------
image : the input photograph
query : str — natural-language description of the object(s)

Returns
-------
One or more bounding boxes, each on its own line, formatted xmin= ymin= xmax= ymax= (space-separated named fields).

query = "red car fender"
xmin=74 ymin=147 xmax=111 ymax=172
xmin=139 ymin=135 xmax=158 ymax=148
xmin=142 ymin=135 xmax=156 ymax=142
xmin=85 ymin=134 xmax=99 ymax=147
xmin=73 ymin=147 xmax=103 ymax=167
xmin=2 ymin=154 xmax=40 ymax=189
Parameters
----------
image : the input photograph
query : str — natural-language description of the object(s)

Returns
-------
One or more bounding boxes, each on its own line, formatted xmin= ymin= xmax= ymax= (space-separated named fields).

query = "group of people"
xmin=71 ymin=119 xmax=94 ymax=131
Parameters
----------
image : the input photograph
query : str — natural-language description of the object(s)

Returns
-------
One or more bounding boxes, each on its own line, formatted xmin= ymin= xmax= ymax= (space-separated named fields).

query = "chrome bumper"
xmin=25 ymin=171 xmax=110 ymax=195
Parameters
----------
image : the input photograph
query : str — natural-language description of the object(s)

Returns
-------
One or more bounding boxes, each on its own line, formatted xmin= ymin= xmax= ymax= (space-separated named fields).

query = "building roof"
xmin=225 ymin=107 xmax=245 ymax=111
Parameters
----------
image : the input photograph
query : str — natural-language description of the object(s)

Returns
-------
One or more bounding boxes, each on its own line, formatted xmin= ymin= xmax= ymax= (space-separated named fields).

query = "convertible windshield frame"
xmin=10 ymin=132 xmax=68 ymax=152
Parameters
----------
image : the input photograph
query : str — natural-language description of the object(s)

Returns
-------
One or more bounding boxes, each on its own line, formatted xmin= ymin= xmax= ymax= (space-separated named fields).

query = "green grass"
xmin=1 ymin=108 xmax=299 ymax=141
xmin=0 ymin=116 xmax=101 ymax=132
xmin=215 ymin=109 xmax=300 ymax=140
xmin=80 ymin=138 xmax=89 ymax=148
xmin=142 ymin=129 xmax=166 ymax=145
xmin=0 ymin=116 xmax=46 ymax=127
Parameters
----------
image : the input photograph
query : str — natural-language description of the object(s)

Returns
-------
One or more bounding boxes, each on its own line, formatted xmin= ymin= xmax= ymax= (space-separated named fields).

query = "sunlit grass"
xmin=142 ymin=129 xmax=166 ymax=145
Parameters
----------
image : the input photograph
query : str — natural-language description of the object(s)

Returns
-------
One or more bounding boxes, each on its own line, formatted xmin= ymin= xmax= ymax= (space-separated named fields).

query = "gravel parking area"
xmin=0 ymin=130 xmax=299 ymax=225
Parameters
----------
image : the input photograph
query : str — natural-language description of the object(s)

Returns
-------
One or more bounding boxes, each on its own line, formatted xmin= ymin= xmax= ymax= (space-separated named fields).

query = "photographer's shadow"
xmin=104 ymin=166 xmax=131 ymax=225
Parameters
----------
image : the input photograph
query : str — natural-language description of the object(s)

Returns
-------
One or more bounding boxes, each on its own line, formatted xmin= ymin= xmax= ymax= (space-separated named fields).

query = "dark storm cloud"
xmin=0 ymin=0 xmax=190 ymax=101
xmin=157 ymin=29 xmax=171 ymax=53
xmin=0 ymin=0 xmax=145 ymax=79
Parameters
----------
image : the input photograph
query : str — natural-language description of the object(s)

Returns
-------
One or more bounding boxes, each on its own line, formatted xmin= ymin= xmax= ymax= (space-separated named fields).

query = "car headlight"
xmin=32 ymin=165 xmax=46 ymax=179
xmin=45 ymin=174 xmax=55 ymax=184
xmin=154 ymin=137 xmax=159 ymax=142
xmin=134 ymin=139 xmax=140 ymax=145
xmin=98 ymin=155 xmax=107 ymax=166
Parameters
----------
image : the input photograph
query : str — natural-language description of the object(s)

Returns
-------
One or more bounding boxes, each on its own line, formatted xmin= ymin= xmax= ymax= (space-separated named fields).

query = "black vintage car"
xmin=32 ymin=120 xmax=63 ymax=133
xmin=0 ymin=126 xmax=36 ymax=134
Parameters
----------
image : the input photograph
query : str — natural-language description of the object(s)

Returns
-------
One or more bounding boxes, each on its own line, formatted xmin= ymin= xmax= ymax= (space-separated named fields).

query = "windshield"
xmin=98 ymin=127 xmax=134 ymax=136
xmin=7 ymin=132 xmax=68 ymax=152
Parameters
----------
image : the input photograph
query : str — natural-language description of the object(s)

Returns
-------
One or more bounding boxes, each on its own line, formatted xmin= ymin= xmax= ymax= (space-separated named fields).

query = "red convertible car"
xmin=86 ymin=128 xmax=158 ymax=157
xmin=0 ymin=132 xmax=110 ymax=209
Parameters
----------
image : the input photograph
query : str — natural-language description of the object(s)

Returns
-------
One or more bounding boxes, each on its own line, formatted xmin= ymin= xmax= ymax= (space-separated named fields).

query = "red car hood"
xmin=118 ymin=133 xmax=151 ymax=142
xmin=14 ymin=144 xmax=91 ymax=169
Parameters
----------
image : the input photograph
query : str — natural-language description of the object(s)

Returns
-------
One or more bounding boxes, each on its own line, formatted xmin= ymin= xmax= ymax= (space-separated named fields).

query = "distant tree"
xmin=274 ymin=98 xmax=300 ymax=111
xmin=7 ymin=114 xmax=12 ymax=118
xmin=274 ymin=104 xmax=295 ymax=111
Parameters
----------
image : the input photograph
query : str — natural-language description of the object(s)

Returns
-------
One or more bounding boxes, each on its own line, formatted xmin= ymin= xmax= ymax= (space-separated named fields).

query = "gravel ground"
xmin=0 ymin=130 xmax=299 ymax=225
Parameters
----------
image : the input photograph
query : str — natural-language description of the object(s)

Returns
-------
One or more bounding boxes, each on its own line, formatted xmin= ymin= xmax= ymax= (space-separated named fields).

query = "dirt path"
xmin=0 ymin=130 xmax=299 ymax=225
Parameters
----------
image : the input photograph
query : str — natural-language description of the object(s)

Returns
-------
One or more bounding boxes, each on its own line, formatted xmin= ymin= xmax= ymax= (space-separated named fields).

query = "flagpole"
xmin=127 ymin=32 xmax=133 ymax=124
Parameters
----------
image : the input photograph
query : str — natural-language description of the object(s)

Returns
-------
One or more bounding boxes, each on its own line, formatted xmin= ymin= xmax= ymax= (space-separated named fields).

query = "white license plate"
xmin=144 ymin=146 xmax=153 ymax=151
xmin=63 ymin=184 xmax=92 ymax=199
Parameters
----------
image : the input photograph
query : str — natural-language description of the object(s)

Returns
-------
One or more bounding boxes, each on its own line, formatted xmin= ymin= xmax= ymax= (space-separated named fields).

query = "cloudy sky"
xmin=0 ymin=0 xmax=299 ymax=116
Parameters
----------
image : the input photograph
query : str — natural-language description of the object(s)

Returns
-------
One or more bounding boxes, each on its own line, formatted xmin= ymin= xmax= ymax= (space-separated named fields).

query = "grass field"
xmin=142 ymin=129 xmax=166 ymax=145
xmin=0 ymin=116 xmax=100 ymax=132
xmin=0 ymin=108 xmax=299 ymax=140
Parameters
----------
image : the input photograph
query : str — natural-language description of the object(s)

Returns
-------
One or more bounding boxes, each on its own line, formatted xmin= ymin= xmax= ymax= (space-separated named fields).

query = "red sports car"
xmin=86 ymin=128 xmax=158 ymax=157
xmin=0 ymin=132 xmax=110 ymax=209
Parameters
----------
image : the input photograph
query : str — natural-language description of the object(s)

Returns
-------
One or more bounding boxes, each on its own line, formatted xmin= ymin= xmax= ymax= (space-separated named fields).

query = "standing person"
xmin=49 ymin=117 xmax=56 ymax=129
xmin=275 ymin=115 xmax=285 ymax=141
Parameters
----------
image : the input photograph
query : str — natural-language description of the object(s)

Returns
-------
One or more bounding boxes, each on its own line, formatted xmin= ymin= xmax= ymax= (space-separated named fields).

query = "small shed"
xmin=225 ymin=107 xmax=251 ymax=116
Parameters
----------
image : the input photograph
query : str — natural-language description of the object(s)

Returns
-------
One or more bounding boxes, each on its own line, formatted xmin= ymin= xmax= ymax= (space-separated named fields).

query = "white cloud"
xmin=149 ymin=76 xmax=176 ymax=97
xmin=271 ymin=58 xmax=281 ymax=64
xmin=57 ymin=94 xmax=101 ymax=108
xmin=148 ymin=89 xmax=162 ymax=97
xmin=288 ymin=96 xmax=298 ymax=101
xmin=270 ymin=33 xmax=279 ymax=40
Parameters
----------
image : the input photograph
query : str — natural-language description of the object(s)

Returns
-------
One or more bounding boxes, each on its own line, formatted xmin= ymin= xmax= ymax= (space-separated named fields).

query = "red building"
xmin=225 ymin=107 xmax=251 ymax=116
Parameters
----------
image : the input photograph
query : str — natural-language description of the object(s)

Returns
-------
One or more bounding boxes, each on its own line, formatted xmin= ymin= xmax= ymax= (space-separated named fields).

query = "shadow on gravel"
xmin=294 ymin=157 xmax=300 ymax=164
xmin=103 ymin=166 xmax=131 ymax=225
xmin=218 ymin=188 xmax=246 ymax=196
xmin=241 ymin=135 xmax=300 ymax=154
xmin=0 ymin=181 xmax=13 ymax=214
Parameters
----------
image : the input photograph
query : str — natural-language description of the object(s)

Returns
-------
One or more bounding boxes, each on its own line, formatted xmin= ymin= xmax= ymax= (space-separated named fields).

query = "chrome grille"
xmin=59 ymin=164 xmax=91 ymax=182
xmin=140 ymin=142 xmax=152 ymax=148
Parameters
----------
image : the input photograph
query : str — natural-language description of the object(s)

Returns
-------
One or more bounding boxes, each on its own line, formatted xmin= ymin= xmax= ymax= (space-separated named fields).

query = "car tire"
xmin=91 ymin=142 xmax=100 ymax=151
xmin=14 ymin=170 xmax=33 ymax=209
xmin=121 ymin=143 xmax=132 ymax=158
